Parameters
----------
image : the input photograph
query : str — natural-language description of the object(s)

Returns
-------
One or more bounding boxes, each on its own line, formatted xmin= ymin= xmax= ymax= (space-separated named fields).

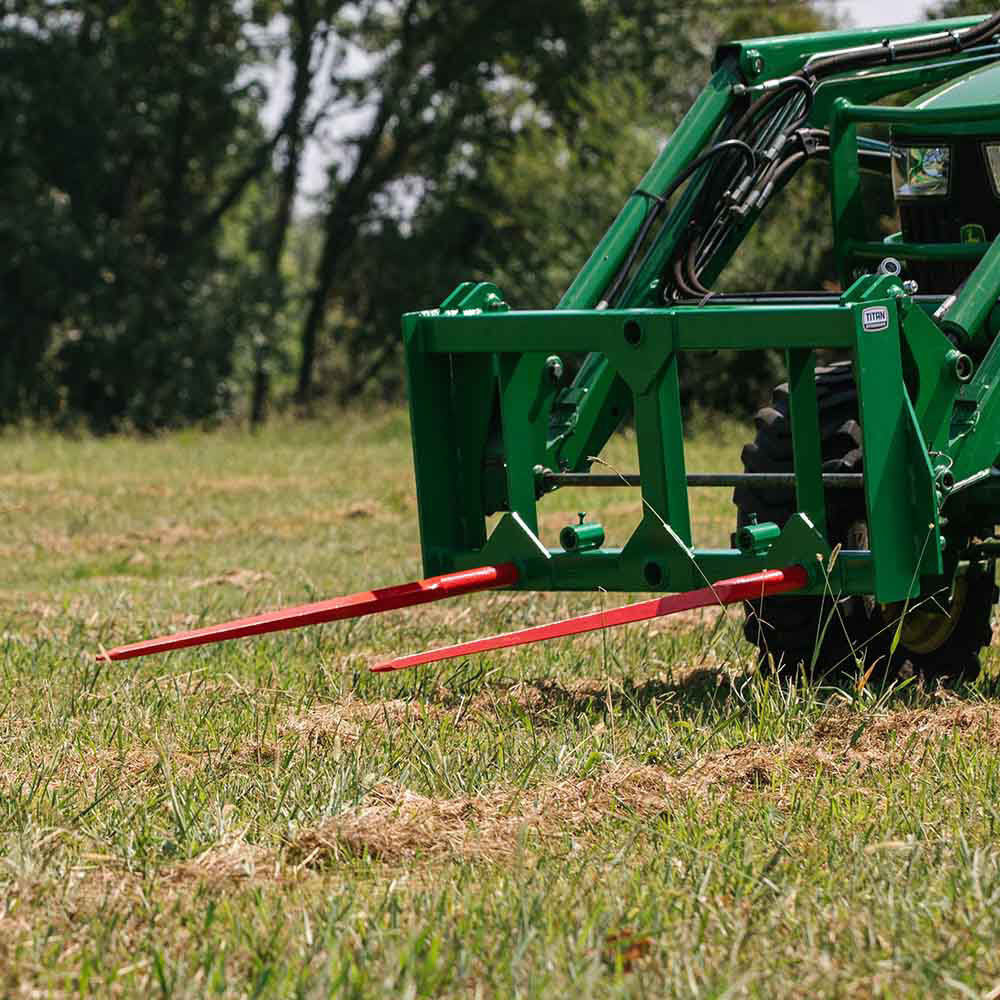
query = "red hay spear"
xmin=370 ymin=566 xmax=809 ymax=673
xmin=96 ymin=563 xmax=807 ymax=670
xmin=97 ymin=563 xmax=520 ymax=662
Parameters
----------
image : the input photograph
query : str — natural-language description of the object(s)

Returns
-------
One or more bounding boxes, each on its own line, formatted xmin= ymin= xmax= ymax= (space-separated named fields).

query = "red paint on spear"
xmin=371 ymin=565 xmax=809 ymax=673
xmin=97 ymin=563 xmax=520 ymax=662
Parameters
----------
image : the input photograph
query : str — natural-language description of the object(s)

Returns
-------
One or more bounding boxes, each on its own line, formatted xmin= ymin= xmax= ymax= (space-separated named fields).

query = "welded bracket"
xmin=462 ymin=511 xmax=551 ymax=574
xmin=852 ymin=283 xmax=942 ymax=600
xmin=620 ymin=512 xmax=698 ymax=592
xmin=767 ymin=514 xmax=829 ymax=583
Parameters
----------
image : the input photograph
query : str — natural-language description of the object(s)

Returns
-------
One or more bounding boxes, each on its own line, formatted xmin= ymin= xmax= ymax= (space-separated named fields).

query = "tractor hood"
xmin=896 ymin=61 xmax=1000 ymax=140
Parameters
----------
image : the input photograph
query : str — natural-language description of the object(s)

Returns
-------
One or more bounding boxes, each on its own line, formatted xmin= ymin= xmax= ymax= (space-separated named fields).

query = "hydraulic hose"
xmin=669 ymin=10 xmax=1000 ymax=299
xmin=685 ymin=237 xmax=709 ymax=296
xmin=600 ymin=139 xmax=755 ymax=307
xmin=681 ymin=87 xmax=815 ymax=290
xmin=673 ymin=255 xmax=703 ymax=300
xmin=730 ymin=75 xmax=815 ymax=140
xmin=804 ymin=11 xmax=1000 ymax=79
xmin=627 ymin=11 xmax=1000 ymax=305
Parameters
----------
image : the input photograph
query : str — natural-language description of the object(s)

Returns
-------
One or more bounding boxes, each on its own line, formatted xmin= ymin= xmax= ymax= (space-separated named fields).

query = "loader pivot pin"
xmin=371 ymin=565 xmax=809 ymax=673
xmin=97 ymin=563 xmax=520 ymax=662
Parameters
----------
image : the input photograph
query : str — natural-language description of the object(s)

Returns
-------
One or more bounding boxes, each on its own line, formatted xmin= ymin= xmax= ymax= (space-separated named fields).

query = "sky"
xmin=833 ymin=0 xmax=929 ymax=25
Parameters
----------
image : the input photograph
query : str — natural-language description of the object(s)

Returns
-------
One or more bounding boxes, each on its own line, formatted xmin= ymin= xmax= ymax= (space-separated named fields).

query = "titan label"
xmin=861 ymin=306 xmax=890 ymax=332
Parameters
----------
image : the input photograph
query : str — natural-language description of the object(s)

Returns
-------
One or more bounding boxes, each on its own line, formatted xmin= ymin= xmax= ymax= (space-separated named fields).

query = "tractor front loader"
xmin=103 ymin=12 xmax=1000 ymax=683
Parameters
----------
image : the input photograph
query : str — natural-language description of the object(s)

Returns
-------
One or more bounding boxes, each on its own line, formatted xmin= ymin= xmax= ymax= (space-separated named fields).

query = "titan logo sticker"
xmin=861 ymin=306 xmax=890 ymax=332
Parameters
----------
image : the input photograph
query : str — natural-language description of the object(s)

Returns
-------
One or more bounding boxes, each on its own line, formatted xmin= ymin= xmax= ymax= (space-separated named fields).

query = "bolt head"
xmin=743 ymin=48 xmax=765 ymax=79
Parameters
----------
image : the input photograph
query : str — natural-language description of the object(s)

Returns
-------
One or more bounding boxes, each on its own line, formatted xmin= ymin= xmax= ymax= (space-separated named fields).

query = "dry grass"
xmin=280 ymin=698 xmax=1000 ymax=865
xmin=289 ymin=766 xmax=678 ymax=864
xmin=169 ymin=836 xmax=278 ymax=884
xmin=281 ymin=696 xmax=451 ymax=746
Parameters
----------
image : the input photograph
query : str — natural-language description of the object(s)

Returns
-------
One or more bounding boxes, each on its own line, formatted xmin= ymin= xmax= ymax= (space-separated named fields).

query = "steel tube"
xmin=940 ymin=235 xmax=1000 ymax=346
xmin=543 ymin=472 xmax=864 ymax=489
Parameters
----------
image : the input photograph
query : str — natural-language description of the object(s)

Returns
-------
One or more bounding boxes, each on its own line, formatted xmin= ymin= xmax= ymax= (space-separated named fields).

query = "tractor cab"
xmin=891 ymin=62 xmax=1000 ymax=293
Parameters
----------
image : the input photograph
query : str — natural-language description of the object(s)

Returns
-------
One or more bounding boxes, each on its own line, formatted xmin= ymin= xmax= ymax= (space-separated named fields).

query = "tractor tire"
xmin=734 ymin=360 xmax=995 ymax=684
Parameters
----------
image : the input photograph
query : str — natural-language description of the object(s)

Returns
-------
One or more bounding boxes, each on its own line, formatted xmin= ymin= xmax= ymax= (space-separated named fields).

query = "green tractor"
xmin=102 ymin=12 xmax=1000 ymax=684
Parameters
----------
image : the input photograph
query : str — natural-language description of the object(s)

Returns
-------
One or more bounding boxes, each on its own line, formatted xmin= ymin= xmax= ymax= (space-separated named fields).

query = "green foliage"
xmin=1 ymin=3 xmax=271 ymax=430
xmin=3 ymin=0 xmax=972 ymax=426
xmin=292 ymin=0 xmax=596 ymax=406
xmin=475 ymin=78 xmax=661 ymax=311
xmin=327 ymin=0 xmax=834 ymax=414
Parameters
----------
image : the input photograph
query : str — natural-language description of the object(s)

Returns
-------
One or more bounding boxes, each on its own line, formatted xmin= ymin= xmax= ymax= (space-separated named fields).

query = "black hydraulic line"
xmin=730 ymin=87 xmax=783 ymax=139
xmin=679 ymin=13 xmax=1000 ymax=294
xmin=684 ymin=90 xmax=813 ymax=287
xmin=673 ymin=254 xmax=703 ymax=300
xmin=685 ymin=237 xmax=710 ymax=295
xmin=601 ymin=139 xmax=756 ymax=308
xmin=767 ymin=150 xmax=809 ymax=186
xmin=658 ymin=12 xmax=1000 ymax=303
xmin=730 ymin=76 xmax=814 ymax=141
xmin=783 ymin=77 xmax=816 ymax=132
xmin=806 ymin=15 xmax=1000 ymax=77
xmin=691 ymin=98 xmax=839 ymax=282
xmin=602 ymin=196 xmax=668 ymax=307
xmin=543 ymin=472 xmax=864 ymax=489
xmin=804 ymin=11 xmax=1000 ymax=79
xmin=691 ymin=132 xmax=890 ymax=281
xmin=699 ymin=137 xmax=810 ymax=266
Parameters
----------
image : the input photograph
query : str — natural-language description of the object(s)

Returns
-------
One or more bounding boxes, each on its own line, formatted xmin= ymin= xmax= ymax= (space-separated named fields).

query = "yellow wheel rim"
xmin=882 ymin=577 xmax=968 ymax=655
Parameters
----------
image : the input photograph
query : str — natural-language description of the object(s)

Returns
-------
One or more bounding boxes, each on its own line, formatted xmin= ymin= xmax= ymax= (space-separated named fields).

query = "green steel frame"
xmin=403 ymin=15 xmax=1000 ymax=606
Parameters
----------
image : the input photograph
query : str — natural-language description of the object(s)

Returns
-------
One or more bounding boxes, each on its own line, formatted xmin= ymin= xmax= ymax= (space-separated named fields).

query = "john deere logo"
xmin=961 ymin=223 xmax=987 ymax=244
xmin=862 ymin=306 xmax=890 ymax=332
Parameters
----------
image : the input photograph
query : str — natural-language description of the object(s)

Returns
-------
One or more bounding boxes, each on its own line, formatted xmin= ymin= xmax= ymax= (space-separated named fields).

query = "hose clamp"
xmin=632 ymin=188 xmax=667 ymax=207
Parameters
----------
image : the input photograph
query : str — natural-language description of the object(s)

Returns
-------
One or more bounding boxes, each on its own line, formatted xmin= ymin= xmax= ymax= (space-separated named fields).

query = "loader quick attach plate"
xmin=404 ymin=276 xmax=949 ymax=605
xmin=98 ymin=14 xmax=1000 ymax=667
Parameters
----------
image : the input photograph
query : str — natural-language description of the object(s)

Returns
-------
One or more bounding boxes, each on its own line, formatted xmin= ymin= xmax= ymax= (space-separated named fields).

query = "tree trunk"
xmin=294 ymin=210 xmax=342 ymax=409
xmin=252 ymin=0 xmax=321 ymax=427
xmin=294 ymin=107 xmax=395 ymax=408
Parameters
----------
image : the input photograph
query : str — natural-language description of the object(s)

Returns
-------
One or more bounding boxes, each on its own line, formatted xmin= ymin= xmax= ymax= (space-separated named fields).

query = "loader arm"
xmin=547 ymin=14 xmax=1000 ymax=477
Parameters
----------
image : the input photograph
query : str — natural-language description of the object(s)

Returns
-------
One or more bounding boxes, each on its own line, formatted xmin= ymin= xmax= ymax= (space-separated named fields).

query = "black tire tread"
xmin=734 ymin=361 xmax=993 ymax=682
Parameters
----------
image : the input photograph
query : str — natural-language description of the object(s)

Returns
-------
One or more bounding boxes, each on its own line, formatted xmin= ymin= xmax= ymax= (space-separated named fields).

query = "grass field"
xmin=5 ymin=413 xmax=1000 ymax=997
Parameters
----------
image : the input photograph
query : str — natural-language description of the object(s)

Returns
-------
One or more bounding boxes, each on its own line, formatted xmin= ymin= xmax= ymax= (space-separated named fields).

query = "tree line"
xmin=1 ymin=0 xmax=975 ymax=431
